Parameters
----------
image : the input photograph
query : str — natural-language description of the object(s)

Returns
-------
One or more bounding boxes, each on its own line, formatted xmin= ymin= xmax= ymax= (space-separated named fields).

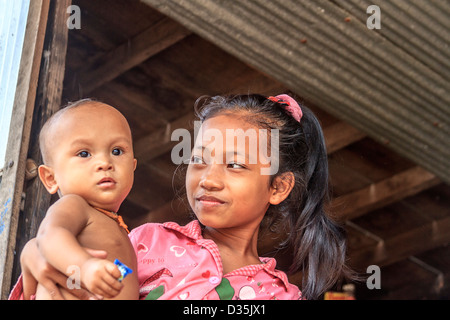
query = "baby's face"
xmin=46 ymin=103 xmax=136 ymax=212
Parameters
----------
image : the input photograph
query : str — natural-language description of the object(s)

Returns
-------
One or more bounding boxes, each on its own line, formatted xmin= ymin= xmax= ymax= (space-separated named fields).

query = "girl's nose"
xmin=199 ymin=164 xmax=224 ymax=191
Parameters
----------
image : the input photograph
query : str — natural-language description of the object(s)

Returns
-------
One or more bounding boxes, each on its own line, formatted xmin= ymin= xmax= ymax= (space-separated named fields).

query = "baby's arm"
xmin=36 ymin=194 xmax=122 ymax=298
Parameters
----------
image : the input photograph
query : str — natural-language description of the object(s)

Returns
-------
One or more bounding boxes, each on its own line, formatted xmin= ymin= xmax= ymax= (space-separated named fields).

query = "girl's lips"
xmin=196 ymin=195 xmax=225 ymax=206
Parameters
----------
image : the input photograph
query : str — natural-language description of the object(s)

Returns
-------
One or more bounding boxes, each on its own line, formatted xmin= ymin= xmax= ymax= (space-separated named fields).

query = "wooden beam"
xmin=354 ymin=253 xmax=450 ymax=299
xmin=347 ymin=209 xmax=450 ymax=271
xmin=334 ymin=166 xmax=441 ymax=221
xmin=324 ymin=121 xmax=366 ymax=154
xmin=128 ymin=197 xmax=191 ymax=229
xmin=75 ymin=17 xmax=191 ymax=96
xmin=347 ymin=183 xmax=450 ymax=270
xmin=134 ymin=112 xmax=195 ymax=162
xmin=88 ymin=81 xmax=167 ymax=140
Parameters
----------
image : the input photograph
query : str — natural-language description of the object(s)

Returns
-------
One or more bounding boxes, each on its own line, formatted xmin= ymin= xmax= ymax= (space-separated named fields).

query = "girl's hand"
xmin=80 ymin=258 xmax=123 ymax=298
xmin=20 ymin=238 xmax=107 ymax=300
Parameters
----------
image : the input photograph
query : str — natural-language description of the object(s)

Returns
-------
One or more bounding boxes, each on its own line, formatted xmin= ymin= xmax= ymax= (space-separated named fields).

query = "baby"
xmin=33 ymin=99 xmax=139 ymax=299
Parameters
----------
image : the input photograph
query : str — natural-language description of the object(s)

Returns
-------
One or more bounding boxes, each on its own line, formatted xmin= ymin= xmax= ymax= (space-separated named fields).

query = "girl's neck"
xmin=203 ymin=226 xmax=262 ymax=274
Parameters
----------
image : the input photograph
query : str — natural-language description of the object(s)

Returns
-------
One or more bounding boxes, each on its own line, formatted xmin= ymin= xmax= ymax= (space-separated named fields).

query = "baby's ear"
xmin=38 ymin=165 xmax=59 ymax=194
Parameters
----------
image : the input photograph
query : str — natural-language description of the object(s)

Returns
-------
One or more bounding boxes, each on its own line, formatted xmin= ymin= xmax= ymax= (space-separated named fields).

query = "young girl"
xmin=12 ymin=93 xmax=350 ymax=300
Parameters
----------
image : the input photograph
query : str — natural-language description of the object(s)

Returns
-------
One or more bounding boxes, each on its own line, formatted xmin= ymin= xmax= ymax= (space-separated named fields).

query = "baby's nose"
xmin=96 ymin=155 xmax=113 ymax=171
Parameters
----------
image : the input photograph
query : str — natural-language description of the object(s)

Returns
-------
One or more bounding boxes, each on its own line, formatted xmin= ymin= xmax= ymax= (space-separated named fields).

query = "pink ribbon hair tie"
xmin=267 ymin=94 xmax=303 ymax=122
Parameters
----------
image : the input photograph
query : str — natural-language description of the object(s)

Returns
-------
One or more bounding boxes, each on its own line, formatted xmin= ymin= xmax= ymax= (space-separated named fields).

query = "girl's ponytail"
xmin=284 ymin=106 xmax=349 ymax=300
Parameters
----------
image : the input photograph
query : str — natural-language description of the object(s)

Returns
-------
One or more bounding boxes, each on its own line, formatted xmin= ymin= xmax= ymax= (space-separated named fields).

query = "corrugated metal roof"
xmin=142 ymin=0 xmax=450 ymax=183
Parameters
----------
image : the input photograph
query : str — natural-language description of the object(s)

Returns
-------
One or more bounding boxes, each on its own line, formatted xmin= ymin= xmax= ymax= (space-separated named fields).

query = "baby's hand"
xmin=80 ymin=258 xmax=123 ymax=298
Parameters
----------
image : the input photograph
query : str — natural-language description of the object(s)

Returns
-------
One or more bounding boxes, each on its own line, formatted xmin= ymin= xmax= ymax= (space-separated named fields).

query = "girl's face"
xmin=186 ymin=114 xmax=278 ymax=232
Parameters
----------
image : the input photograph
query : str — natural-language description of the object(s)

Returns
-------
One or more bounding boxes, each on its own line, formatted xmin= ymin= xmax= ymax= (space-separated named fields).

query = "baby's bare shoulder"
xmin=53 ymin=194 xmax=90 ymax=208
xmin=47 ymin=194 xmax=94 ymax=220
xmin=38 ymin=194 xmax=95 ymax=236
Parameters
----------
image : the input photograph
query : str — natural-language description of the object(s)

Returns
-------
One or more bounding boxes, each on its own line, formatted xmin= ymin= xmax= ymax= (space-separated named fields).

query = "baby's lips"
xmin=97 ymin=177 xmax=116 ymax=185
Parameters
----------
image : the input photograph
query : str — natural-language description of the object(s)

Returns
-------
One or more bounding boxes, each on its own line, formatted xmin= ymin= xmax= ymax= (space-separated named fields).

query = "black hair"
xmin=193 ymin=93 xmax=352 ymax=299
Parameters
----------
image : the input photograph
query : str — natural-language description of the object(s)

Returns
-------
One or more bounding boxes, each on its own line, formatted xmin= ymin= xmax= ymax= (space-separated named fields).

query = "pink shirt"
xmin=129 ymin=220 xmax=302 ymax=300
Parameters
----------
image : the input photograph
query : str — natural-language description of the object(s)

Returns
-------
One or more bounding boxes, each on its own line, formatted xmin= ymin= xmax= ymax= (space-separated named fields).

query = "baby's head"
xmin=38 ymin=99 xmax=137 ymax=212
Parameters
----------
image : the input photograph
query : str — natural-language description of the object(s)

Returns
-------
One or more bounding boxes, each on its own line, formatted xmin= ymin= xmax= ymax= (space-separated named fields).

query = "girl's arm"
xmin=20 ymin=238 xmax=108 ymax=300
xmin=36 ymin=194 xmax=122 ymax=298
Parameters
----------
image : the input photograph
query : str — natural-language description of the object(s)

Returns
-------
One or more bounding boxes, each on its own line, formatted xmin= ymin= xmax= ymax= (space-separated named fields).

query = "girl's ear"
xmin=269 ymin=171 xmax=295 ymax=205
xmin=269 ymin=172 xmax=295 ymax=205
xmin=38 ymin=165 xmax=59 ymax=194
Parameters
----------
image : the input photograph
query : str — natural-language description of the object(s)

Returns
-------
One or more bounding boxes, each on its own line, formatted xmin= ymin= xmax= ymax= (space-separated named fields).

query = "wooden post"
xmin=0 ymin=0 xmax=50 ymax=299
xmin=9 ymin=0 xmax=71 ymax=294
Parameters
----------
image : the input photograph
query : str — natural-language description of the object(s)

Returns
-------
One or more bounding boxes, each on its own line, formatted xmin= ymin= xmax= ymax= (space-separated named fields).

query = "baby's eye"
xmin=112 ymin=148 xmax=123 ymax=156
xmin=77 ymin=151 xmax=91 ymax=158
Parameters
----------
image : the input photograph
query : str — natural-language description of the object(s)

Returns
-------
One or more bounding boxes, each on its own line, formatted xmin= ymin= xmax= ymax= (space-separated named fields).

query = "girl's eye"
xmin=77 ymin=151 xmax=91 ymax=158
xmin=112 ymin=148 xmax=123 ymax=156
xmin=190 ymin=155 xmax=204 ymax=165
xmin=227 ymin=162 xmax=245 ymax=169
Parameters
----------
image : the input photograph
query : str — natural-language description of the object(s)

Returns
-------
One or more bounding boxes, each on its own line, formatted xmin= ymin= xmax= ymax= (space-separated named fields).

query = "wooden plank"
xmin=328 ymin=157 xmax=372 ymax=197
xmin=347 ymin=184 xmax=450 ymax=270
xmin=134 ymin=112 xmax=195 ymax=163
xmin=126 ymin=162 xmax=176 ymax=212
xmin=88 ymin=81 xmax=165 ymax=141
xmin=0 ymin=0 xmax=50 ymax=299
xmin=75 ymin=17 xmax=191 ymax=95
xmin=63 ymin=0 xmax=169 ymax=82
xmin=76 ymin=0 xmax=166 ymax=45
xmin=414 ymin=243 xmax=450 ymax=287
xmin=138 ymin=34 xmax=286 ymax=99
xmin=334 ymin=166 xmax=440 ymax=221
xmin=328 ymin=137 xmax=417 ymax=197
xmin=10 ymin=0 xmax=71 ymax=289
xmin=324 ymin=121 xmax=366 ymax=154
xmin=127 ymin=197 xmax=191 ymax=229
xmin=354 ymin=256 xmax=447 ymax=299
